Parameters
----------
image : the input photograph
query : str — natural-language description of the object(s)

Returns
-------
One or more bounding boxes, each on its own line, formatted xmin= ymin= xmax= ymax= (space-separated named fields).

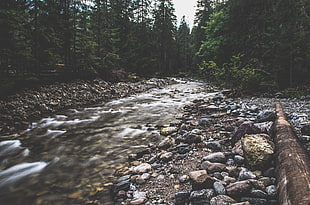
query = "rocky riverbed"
xmin=0 ymin=78 xmax=175 ymax=135
xmin=112 ymin=86 xmax=310 ymax=205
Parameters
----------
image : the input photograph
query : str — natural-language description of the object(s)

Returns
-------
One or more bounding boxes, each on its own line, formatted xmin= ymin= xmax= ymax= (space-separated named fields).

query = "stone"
xmin=301 ymin=124 xmax=310 ymax=135
xmin=191 ymin=129 xmax=202 ymax=134
xmin=158 ymin=137 xmax=175 ymax=149
xmin=114 ymin=179 xmax=131 ymax=193
xmin=129 ymin=197 xmax=147 ymax=205
xmin=203 ymin=152 xmax=226 ymax=163
xmin=184 ymin=134 xmax=202 ymax=144
xmin=238 ymin=168 xmax=257 ymax=180
xmin=192 ymin=173 xmax=215 ymax=190
xmin=213 ymin=181 xmax=226 ymax=195
xmin=179 ymin=175 xmax=190 ymax=183
xmin=226 ymin=180 xmax=252 ymax=198
xmin=232 ymin=202 xmax=251 ymax=205
xmin=205 ymin=141 xmax=222 ymax=151
xmin=189 ymin=189 xmax=215 ymax=204
xmin=226 ymin=166 xmax=242 ymax=178
xmin=232 ymin=121 xmax=262 ymax=145
xmin=135 ymin=176 xmax=146 ymax=184
xmin=248 ymin=179 xmax=266 ymax=191
xmin=234 ymin=155 xmax=245 ymax=166
xmin=224 ymin=176 xmax=237 ymax=184
xmin=175 ymin=191 xmax=190 ymax=205
xmin=160 ymin=127 xmax=178 ymax=136
xmin=232 ymin=140 xmax=244 ymax=156
xmin=201 ymin=161 xmax=226 ymax=173
xmin=141 ymin=173 xmax=150 ymax=180
xmin=240 ymin=197 xmax=267 ymax=205
xmin=210 ymin=195 xmax=236 ymax=205
xmin=189 ymin=170 xmax=207 ymax=181
xmin=265 ymin=185 xmax=277 ymax=198
xmin=241 ymin=134 xmax=274 ymax=169
xmin=199 ymin=118 xmax=212 ymax=126
xmin=160 ymin=152 xmax=173 ymax=162
xmin=256 ymin=110 xmax=276 ymax=123
xmin=133 ymin=163 xmax=152 ymax=174
xmin=250 ymin=189 xmax=268 ymax=198
xmin=258 ymin=177 xmax=273 ymax=187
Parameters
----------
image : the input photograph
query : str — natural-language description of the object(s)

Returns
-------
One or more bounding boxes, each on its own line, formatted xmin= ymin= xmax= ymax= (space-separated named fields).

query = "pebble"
xmin=213 ymin=181 xmax=226 ymax=195
xmin=210 ymin=195 xmax=236 ymax=205
xmin=201 ymin=161 xmax=226 ymax=173
xmin=203 ymin=152 xmax=226 ymax=163
xmin=226 ymin=180 xmax=253 ymax=198
xmin=265 ymin=185 xmax=277 ymax=198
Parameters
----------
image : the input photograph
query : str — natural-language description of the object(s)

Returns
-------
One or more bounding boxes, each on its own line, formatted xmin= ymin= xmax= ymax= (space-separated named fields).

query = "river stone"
xmin=203 ymin=152 xmax=226 ymax=163
xmin=160 ymin=127 xmax=178 ymax=136
xmin=192 ymin=173 xmax=215 ymax=190
xmin=234 ymin=155 xmax=245 ymax=165
xmin=301 ymin=124 xmax=310 ymax=135
xmin=232 ymin=202 xmax=251 ymax=205
xmin=160 ymin=152 xmax=173 ymax=162
xmin=224 ymin=176 xmax=237 ymax=184
xmin=158 ymin=137 xmax=175 ymax=149
xmin=250 ymin=189 xmax=268 ymax=198
xmin=265 ymin=185 xmax=277 ymax=198
xmin=189 ymin=189 xmax=214 ymax=204
xmin=232 ymin=140 xmax=244 ymax=156
xmin=226 ymin=180 xmax=252 ymax=198
xmin=179 ymin=175 xmax=190 ymax=183
xmin=210 ymin=195 xmax=236 ymax=205
xmin=213 ymin=181 xmax=226 ymax=195
xmin=133 ymin=163 xmax=152 ymax=174
xmin=175 ymin=191 xmax=190 ymax=205
xmin=205 ymin=141 xmax=222 ymax=151
xmin=238 ymin=168 xmax=257 ymax=180
xmin=258 ymin=177 xmax=274 ymax=187
xmin=232 ymin=121 xmax=262 ymax=145
xmin=240 ymin=197 xmax=267 ymax=205
xmin=201 ymin=161 xmax=226 ymax=173
xmin=114 ymin=179 xmax=131 ymax=193
xmin=241 ymin=134 xmax=274 ymax=169
xmin=256 ymin=110 xmax=276 ymax=123
xmin=184 ymin=134 xmax=202 ymax=144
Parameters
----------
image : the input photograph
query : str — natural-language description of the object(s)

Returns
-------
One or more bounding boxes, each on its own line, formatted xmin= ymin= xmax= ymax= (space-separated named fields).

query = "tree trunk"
xmin=274 ymin=102 xmax=310 ymax=205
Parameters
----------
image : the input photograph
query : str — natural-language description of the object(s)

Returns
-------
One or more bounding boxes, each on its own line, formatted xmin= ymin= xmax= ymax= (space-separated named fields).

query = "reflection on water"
xmin=0 ymin=79 xmax=219 ymax=204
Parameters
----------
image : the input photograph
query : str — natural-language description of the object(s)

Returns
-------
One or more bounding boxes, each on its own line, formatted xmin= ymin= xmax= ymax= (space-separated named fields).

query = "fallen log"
xmin=274 ymin=102 xmax=310 ymax=205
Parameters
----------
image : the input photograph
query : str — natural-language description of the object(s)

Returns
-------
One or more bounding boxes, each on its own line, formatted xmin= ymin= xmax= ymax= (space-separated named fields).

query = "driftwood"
xmin=274 ymin=102 xmax=310 ymax=205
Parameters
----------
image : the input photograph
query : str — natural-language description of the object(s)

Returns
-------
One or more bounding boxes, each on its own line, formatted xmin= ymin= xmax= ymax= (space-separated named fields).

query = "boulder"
xmin=241 ymin=134 xmax=274 ymax=169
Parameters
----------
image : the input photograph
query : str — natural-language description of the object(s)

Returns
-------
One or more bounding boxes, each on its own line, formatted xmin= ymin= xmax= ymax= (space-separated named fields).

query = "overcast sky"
xmin=172 ymin=0 xmax=197 ymax=27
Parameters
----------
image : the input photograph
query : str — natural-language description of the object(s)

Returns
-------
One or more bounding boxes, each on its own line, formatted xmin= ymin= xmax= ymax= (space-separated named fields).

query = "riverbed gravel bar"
xmin=112 ymin=85 xmax=310 ymax=205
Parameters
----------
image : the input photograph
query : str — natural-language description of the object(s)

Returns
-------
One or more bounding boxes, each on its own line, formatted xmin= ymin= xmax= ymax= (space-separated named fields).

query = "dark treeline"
xmin=0 ymin=0 xmax=309 ymax=94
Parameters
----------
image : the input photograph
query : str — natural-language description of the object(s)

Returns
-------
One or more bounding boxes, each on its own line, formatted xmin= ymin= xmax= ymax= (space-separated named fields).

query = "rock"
xmin=191 ymin=129 xmax=202 ymax=134
xmin=129 ymin=197 xmax=147 ymax=205
xmin=240 ymin=197 xmax=267 ymax=205
xmin=192 ymin=173 xmax=215 ymax=190
xmin=175 ymin=191 xmax=190 ymax=205
xmin=189 ymin=189 xmax=215 ymax=204
xmin=141 ymin=173 xmax=150 ymax=180
xmin=226 ymin=180 xmax=252 ymax=198
xmin=160 ymin=127 xmax=178 ymax=136
xmin=201 ymin=161 xmax=226 ymax=173
xmin=213 ymin=181 xmax=226 ymax=195
xmin=249 ymin=179 xmax=266 ymax=191
xmin=258 ymin=177 xmax=274 ymax=187
xmin=226 ymin=166 xmax=242 ymax=178
xmin=232 ymin=202 xmax=251 ymax=205
xmin=158 ymin=137 xmax=175 ymax=149
xmin=224 ymin=176 xmax=237 ymax=184
xmin=256 ymin=110 xmax=276 ymax=123
xmin=160 ymin=152 xmax=173 ymax=162
xmin=114 ymin=179 xmax=131 ymax=193
xmin=265 ymin=185 xmax=277 ymax=198
xmin=133 ymin=163 xmax=152 ymax=174
xmin=203 ymin=152 xmax=226 ymax=163
xmin=241 ymin=134 xmax=274 ymax=169
xmin=250 ymin=189 xmax=268 ymax=198
xmin=189 ymin=170 xmax=207 ymax=181
xmin=210 ymin=195 xmax=236 ymax=205
xmin=301 ymin=124 xmax=310 ymax=135
xmin=234 ymin=155 xmax=245 ymax=166
xmin=232 ymin=121 xmax=262 ymax=145
xmin=135 ymin=176 xmax=146 ymax=184
xmin=232 ymin=140 xmax=244 ymax=156
xmin=199 ymin=118 xmax=212 ymax=126
xmin=184 ymin=134 xmax=202 ymax=144
xmin=179 ymin=175 xmax=190 ymax=183
xmin=205 ymin=141 xmax=222 ymax=151
xmin=238 ymin=168 xmax=257 ymax=180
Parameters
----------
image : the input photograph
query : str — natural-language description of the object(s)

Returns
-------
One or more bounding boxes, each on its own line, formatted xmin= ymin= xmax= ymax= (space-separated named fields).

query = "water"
xmin=0 ymin=79 xmax=220 ymax=205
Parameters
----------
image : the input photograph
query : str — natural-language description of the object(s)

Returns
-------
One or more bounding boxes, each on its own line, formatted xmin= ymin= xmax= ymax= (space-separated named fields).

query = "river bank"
xmin=0 ymin=78 xmax=175 ymax=135
xmin=112 ymin=87 xmax=310 ymax=204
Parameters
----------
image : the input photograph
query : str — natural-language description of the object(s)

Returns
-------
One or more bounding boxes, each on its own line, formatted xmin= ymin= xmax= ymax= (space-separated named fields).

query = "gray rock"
xmin=205 ymin=141 xmax=222 ymax=151
xmin=226 ymin=180 xmax=252 ymax=198
xmin=190 ymin=189 xmax=215 ymax=204
xmin=256 ymin=110 xmax=276 ymax=123
xmin=234 ymin=155 xmax=245 ymax=166
xmin=224 ymin=176 xmax=237 ymax=184
xmin=133 ymin=163 xmax=152 ymax=174
xmin=179 ymin=175 xmax=190 ymax=183
xmin=201 ymin=161 xmax=226 ymax=173
xmin=250 ymin=189 xmax=268 ymax=198
xmin=175 ymin=191 xmax=190 ymax=205
xmin=265 ymin=185 xmax=277 ymax=198
xmin=158 ymin=137 xmax=175 ymax=149
xmin=301 ymin=124 xmax=310 ymax=135
xmin=203 ymin=152 xmax=226 ymax=163
xmin=160 ymin=152 xmax=173 ymax=162
xmin=240 ymin=197 xmax=267 ymax=205
xmin=210 ymin=195 xmax=236 ymax=205
xmin=213 ymin=181 xmax=226 ymax=195
xmin=232 ymin=121 xmax=262 ymax=145
xmin=238 ymin=168 xmax=257 ymax=180
xmin=184 ymin=134 xmax=202 ymax=144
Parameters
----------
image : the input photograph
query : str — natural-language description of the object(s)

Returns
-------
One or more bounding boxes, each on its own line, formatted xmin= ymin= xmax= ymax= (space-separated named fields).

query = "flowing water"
xmin=0 ymin=79 xmax=220 ymax=205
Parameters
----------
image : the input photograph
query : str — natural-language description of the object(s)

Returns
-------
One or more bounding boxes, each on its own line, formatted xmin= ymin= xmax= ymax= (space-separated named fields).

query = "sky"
xmin=172 ymin=0 xmax=197 ymax=27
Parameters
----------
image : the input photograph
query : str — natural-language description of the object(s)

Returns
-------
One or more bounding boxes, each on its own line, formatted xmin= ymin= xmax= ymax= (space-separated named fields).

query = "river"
xmin=0 ymin=79 xmax=220 ymax=205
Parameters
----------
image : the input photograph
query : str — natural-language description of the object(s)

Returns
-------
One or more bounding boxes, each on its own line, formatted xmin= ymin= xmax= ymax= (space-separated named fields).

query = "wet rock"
xmin=184 ymin=134 xmax=202 ymax=144
xmin=114 ymin=179 xmax=131 ymax=193
xmin=160 ymin=152 xmax=173 ymax=162
xmin=301 ymin=124 xmax=310 ymax=135
xmin=232 ymin=121 xmax=262 ymax=145
xmin=158 ymin=137 xmax=175 ymax=149
xmin=265 ymin=185 xmax=277 ymax=198
xmin=226 ymin=180 xmax=253 ymax=198
xmin=205 ymin=141 xmax=222 ymax=151
xmin=240 ymin=197 xmax=267 ymax=205
xmin=213 ymin=181 xmax=226 ymax=195
xmin=238 ymin=168 xmax=257 ymax=180
xmin=201 ymin=161 xmax=226 ymax=173
xmin=189 ymin=189 xmax=214 ymax=204
xmin=210 ymin=195 xmax=236 ymax=205
xmin=256 ymin=110 xmax=276 ymax=123
xmin=203 ymin=152 xmax=226 ymax=163
xmin=241 ymin=134 xmax=274 ymax=169
xmin=133 ymin=163 xmax=152 ymax=174
xmin=160 ymin=126 xmax=178 ymax=136
xmin=175 ymin=191 xmax=190 ymax=205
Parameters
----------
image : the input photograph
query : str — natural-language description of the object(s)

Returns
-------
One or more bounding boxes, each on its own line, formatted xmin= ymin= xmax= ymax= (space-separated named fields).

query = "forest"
xmin=0 ymin=0 xmax=309 ymax=95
